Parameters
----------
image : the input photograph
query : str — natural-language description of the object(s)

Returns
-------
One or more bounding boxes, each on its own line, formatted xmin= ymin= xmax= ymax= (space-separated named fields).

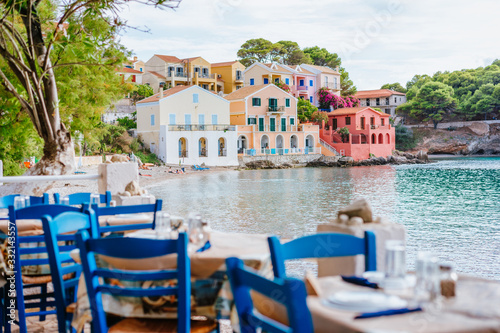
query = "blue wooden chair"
xmin=5 ymin=204 xmax=82 ymax=333
xmin=76 ymin=231 xmax=216 ymax=333
xmin=91 ymin=199 xmax=162 ymax=233
xmin=53 ymin=191 xmax=112 ymax=206
xmin=41 ymin=210 xmax=98 ymax=333
xmin=0 ymin=194 xmax=49 ymax=220
xmin=268 ymin=231 xmax=377 ymax=278
xmin=225 ymin=257 xmax=313 ymax=333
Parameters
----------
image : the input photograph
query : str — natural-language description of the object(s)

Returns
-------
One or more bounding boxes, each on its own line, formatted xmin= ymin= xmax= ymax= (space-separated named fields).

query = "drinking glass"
xmin=385 ymin=240 xmax=406 ymax=279
xmin=415 ymin=251 xmax=440 ymax=302
xmin=14 ymin=196 xmax=25 ymax=210
xmin=61 ymin=196 xmax=70 ymax=206
xmin=24 ymin=195 xmax=31 ymax=207
xmin=109 ymin=200 xmax=117 ymax=207
xmin=155 ymin=212 xmax=171 ymax=239
xmin=187 ymin=213 xmax=203 ymax=245
xmin=90 ymin=194 xmax=100 ymax=205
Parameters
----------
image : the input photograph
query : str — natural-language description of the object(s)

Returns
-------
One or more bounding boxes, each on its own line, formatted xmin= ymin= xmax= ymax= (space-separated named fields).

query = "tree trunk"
xmin=433 ymin=120 xmax=438 ymax=129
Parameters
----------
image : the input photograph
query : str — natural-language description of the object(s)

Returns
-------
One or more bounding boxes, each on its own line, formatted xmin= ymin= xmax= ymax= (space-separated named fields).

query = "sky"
xmin=118 ymin=0 xmax=500 ymax=91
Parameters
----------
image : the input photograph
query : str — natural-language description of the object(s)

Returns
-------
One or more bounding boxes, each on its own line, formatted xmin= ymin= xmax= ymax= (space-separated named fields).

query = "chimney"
xmin=133 ymin=56 xmax=138 ymax=62
xmin=159 ymin=87 xmax=163 ymax=98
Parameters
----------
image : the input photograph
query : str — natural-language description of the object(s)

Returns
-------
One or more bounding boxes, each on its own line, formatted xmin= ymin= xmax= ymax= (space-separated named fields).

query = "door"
xmin=269 ymin=98 xmax=277 ymax=111
xmin=270 ymin=118 xmax=276 ymax=132
xmin=258 ymin=118 xmax=264 ymax=132
xmin=281 ymin=118 xmax=286 ymax=132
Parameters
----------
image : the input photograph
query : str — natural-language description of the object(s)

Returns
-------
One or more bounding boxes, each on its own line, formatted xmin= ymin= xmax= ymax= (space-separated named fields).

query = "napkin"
xmin=354 ymin=307 xmax=422 ymax=319
xmin=341 ymin=275 xmax=379 ymax=289
xmin=196 ymin=240 xmax=211 ymax=253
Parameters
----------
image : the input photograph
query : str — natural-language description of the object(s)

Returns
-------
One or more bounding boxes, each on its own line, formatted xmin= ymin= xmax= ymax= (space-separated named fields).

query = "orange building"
xmin=320 ymin=106 xmax=395 ymax=160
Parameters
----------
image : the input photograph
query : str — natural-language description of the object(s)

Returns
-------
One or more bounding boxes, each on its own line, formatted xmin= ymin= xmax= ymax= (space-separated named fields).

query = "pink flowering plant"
xmin=317 ymin=87 xmax=359 ymax=110
xmin=274 ymin=80 xmax=291 ymax=93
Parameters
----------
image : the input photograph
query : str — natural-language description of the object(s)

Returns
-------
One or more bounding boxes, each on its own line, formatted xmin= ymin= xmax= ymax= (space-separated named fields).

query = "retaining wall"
xmin=238 ymin=154 xmax=322 ymax=167
xmin=407 ymin=120 xmax=500 ymax=129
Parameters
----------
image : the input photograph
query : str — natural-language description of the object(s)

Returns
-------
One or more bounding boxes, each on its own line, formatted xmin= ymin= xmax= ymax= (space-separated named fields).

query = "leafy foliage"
xmin=116 ymin=113 xmax=137 ymax=129
xmin=273 ymin=80 xmax=291 ymax=93
xmin=317 ymin=87 xmax=359 ymax=110
xmin=340 ymin=67 xmax=357 ymax=97
xmin=381 ymin=82 xmax=407 ymax=93
xmin=338 ymin=127 xmax=350 ymax=143
xmin=297 ymin=98 xmax=318 ymax=122
xmin=131 ymin=84 xmax=154 ymax=104
xmin=398 ymin=82 xmax=457 ymax=129
xmin=395 ymin=125 xmax=417 ymax=151
xmin=303 ymin=46 xmax=340 ymax=69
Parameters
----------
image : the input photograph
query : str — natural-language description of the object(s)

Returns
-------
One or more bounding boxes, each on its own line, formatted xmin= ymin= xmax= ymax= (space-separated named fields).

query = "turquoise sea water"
xmin=148 ymin=157 xmax=500 ymax=280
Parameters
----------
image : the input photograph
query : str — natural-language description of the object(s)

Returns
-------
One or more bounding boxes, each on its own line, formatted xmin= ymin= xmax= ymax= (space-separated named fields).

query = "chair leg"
xmin=15 ymin=273 xmax=27 ymax=333
xmin=39 ymin=284 xmax=47 ymax=322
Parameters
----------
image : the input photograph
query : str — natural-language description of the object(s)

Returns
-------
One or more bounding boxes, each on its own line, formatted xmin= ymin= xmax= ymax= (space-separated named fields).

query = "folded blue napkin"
xmin=341 ymin=275 xmax=379 ymax=289
xmin=196 ymin=240 xmax=211 ymax=253
xmin=355 ymin=307 xmax=422 ymax=319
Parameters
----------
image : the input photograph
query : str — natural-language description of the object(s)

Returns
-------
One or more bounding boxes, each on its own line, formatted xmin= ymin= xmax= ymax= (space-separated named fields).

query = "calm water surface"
xmin=149 ymin=157 xmax=500 ymax=280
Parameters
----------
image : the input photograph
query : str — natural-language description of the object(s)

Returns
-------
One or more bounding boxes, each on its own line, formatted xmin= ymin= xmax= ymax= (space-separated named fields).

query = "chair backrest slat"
xmin=76 ymin=231 xmax=190 ymax=333
xmin=226 ymin=257 xmax=313 ymax=333
xmin=268 ymin=231 xmax=377 ymax=278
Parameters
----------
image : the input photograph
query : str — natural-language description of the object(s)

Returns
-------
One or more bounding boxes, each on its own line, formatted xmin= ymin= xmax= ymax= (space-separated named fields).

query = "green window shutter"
xmin=270 ymin=118 xmax=276 ymax=132
xmin=290 ymin=118 xmax=295 ymax=125
xmin=281 ymin=118 xmax=286 ymax=131
xmin=285 ymin=98 xmax=290 ymax=107
xmin=258 ymin=118 xmax=264 ymax=131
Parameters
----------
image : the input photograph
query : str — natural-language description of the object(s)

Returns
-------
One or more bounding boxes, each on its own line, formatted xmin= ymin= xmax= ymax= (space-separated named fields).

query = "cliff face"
xmin=411 ymin=122 xmax=500 ymax=155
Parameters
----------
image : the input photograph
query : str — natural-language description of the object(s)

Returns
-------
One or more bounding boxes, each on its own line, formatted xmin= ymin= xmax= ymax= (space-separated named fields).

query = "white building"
xmin=136 ymin=85 xmax=238 ymax=166
xmin=354 ymin=89 xmax=407 ymax=118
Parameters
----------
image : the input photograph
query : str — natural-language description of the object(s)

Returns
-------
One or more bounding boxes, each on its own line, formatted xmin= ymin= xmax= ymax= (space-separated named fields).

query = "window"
xmin=325 ymin=77 xmax=328 ymax=86
xmin=395 ymin=97 xmax=397 ymax=103
xmin=309 ymin=80 xmax=313 ymax=87
xmin=150 ymin=115 xmax=155 ymax=126
xmin=199 ymin=114 xmax=205 ymax=125
xmin=250 ymin=78 xmax=255 ymax=86
xmin=139 ymin=67 xmax=143 ymax=72
xmin=252 ymin=98 xmax=261 ymax=106
xmin=381 ymin=118 xmax=385 ymax=126
xmin=370 ymin=117 xmax=375 ymax=125
xmin=270 ymin=118 xmax=276 ymax=132
xmin=285 ymin=78 xmax=290 ymax=85
xmin=275 ymin=78 xmax=280 ymax=83
xmin=185 ymin=114 xmax=191 ymax=125
xmin=299 ymin=79 xmax=304 ymax=86
xmin=332 ymin=118 xmax=337 ymax=129
xmin=360 ymin=117 xmax=365 ymax=129
xmin=345 ymin=117 xmax=351 ymax=125
xmin=285 ymin=98 xmax=290 ymax=108
xmin=247 ymin=117 xmax=257 ymax=125
xmin=309 ymin=96 xmax=313 ymax=104
xmin=385 ymin=97 xmax=390 ymax=105
xmin=236 ymin=70 xmax=242 ymax=80
xmin=193 ymin=93 xmax=199 ymax=103
xmin=334 ymin=77 xmax=337 ymax=89
xmin=263 ymin=78 xmax=269 ymax=84
xmin=376 ymin=98 xmax=380 ymax=106
xmin=202 ymin=84 xmax=208 ymax=90
xmin=169 ymin=114 xmax=176 ymax=125
xmin=202 ymin=68 xmax=209 ymax=76
xmin=366 ymin=99 xmax=370 ymax=106
xmin=290 ymin=117 xmax=295 ymax=125
xmin=258 ymin=117 xmax=264 ymax=131
xmin=212 ymin=114 xmax=218 ymax=125
xmin=281 ymin=118 xmax=286 ymax=131
xmin=269 ymin=98 xmax=278 ymax=111
xmin=236 ymin=86 xmax=242 ymax=90
xmin=194 ymin=67 xmax=200 ymax=73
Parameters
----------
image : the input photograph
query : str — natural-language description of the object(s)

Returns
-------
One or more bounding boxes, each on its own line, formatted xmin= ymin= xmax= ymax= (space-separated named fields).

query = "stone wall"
xmin=407 ymin=120 xmax=500 ymax=129
xmin=238 ymin=154 xmax=323 ymax=168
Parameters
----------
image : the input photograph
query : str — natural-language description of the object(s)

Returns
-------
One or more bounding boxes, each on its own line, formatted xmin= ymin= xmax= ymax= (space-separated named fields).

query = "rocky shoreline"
xmin=242 ymin=150 xmax=430 ymax=170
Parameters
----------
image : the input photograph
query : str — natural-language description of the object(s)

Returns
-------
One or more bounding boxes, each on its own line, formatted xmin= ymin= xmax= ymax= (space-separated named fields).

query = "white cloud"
xmin=119 ymin=0 xmax=500 ymax=90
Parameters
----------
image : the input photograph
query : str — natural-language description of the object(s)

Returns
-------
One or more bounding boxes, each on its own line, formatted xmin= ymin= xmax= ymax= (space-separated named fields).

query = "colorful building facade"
xmin=210 ymin=61 xmax=246 ymax=94
xmin=354 ymin=89 xmax=407 ymax=117
xmin=136 ymin=85 xmax=238 ymax=166
xmin=320 ymin=106 xmax=395 ymax=160
xmin=225 ymin=84 xmax=320 ymax=155
xmin=300 ymin=64 xmax=341 ymax=104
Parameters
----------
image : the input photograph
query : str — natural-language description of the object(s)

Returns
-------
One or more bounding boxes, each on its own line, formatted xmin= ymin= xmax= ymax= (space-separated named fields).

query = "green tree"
xmin=131 ymin=84 xmax=154 ymax=104
xmin=116 ymin=112 xmax=137 ymax=129
xmin=237 ymin=38 xmax=282 ymax=67
xmin=0 ymin=0 xmax=180 ymax=178
xmin=303 ymin=46 xmax=341 ymax=69
xmin=399 ymin=81 xmax=457 ymax=129
xmin=340 ymin=67 xmax=357 ymax=97
xmin=381 ymin=82 xmax=407 ymax=93
xmin=395 ymin=124 xmax=417 ymax=151
xmin=297 ymin=98 xmax=318 ymax=122
xmin=275 ymin=40 xmax=310 ymax=65
xmin=462 ymin=83 xmax=500 ymax=120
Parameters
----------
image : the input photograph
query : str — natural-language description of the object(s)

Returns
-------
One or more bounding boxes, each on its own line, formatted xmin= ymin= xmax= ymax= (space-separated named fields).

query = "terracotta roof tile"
xmin=224 ymin=85 xmax=269 ymax=100
xmin=154 ymin=54 xmax=182 ymax=63
xmin=147 ymin=71 xmax=165 ymax=79
xmin=354 ymin=89 xmax=406 ymax=99
xmin=137 ymin=85 xmax=191 ymax=104
xmin=303 ymin=64 xmax=339 ymax=74
xmin=182 ymin=56 xmax=201 ymax=63
xmin=211 ymin=61 xmax=239 ymax=67
xmin=117 ymin=67 xmax=143 ymax=74
xmin=329 ymin=106 xmax=390 ymax=117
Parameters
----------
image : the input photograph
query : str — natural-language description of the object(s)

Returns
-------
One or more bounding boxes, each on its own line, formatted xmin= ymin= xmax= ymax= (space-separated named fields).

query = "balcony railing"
xmin=235 ymin=74 xmax=243 ymax=81
xmin=257 ymin=125 xmax=298 ymax=132
xmin=197 ymin=73 xmax=215 ymax=79
xmin=168 ymin=125 xmax=236 ymax=131
xmin=174 ymin=72 xmax=188 ymax=78
xmin=296 ymin=85 xmax=308 ymax=91
xmin=242 ymin=147 xmax=321 ymax=156
xmin=322 ymin=83 xmax=339 ymax=90
xmin=267 ymin=106 xmax=285 ymax=113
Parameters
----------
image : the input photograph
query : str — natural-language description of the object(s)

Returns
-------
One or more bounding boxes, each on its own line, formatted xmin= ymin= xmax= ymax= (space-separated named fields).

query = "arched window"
xmin=179 ymin=138 xmax=188 ymax=157
xmin=371 ymin=134 xmax=376 ymax=144
xmin=378 ymin=133 xmax=384 ymax=144
xmin=237 ymin=135 xmax=247 ymax=154
xmin=218 ymin=137 xmax=226 ymax=156
xmin=199 ymin=138 xmax=207 ymax=157
xmin=386 ymin=133 xmax=390 ymax=144
xmin=305 ymin=134 xmax=314 ymax=153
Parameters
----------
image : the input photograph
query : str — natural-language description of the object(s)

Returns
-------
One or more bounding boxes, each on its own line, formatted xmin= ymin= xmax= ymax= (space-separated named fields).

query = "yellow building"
xmin=211 ymin=61 xmax=246 ymax=94
xmin=143 ymin=55 xmax=221 ymax=93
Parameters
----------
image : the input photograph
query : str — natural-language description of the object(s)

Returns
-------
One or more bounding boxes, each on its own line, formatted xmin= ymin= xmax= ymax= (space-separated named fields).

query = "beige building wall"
xmin=212 ymin=62 xmax=246 ymax=94
xmin=244 ymin=65 xmax=293 ymax=87
xmin=136 ymin=103 xmax=161 ymax=154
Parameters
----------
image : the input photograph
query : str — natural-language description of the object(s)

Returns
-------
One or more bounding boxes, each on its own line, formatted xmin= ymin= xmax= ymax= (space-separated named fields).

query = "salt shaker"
xmin=439 ymin=263 xmax=457 ymax=298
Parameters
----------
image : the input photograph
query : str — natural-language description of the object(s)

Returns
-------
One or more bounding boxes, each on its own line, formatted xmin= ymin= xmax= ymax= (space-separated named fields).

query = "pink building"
xmin=320 ymin=106 xmax=395 ymax=160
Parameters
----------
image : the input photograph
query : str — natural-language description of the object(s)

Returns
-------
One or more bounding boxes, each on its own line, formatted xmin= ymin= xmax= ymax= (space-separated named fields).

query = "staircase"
xmin=319 ymin=138 xmax=340 ymax=157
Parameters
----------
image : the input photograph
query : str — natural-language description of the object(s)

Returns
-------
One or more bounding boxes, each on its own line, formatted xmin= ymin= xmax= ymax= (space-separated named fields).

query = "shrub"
xmin=395 ymin=124 xmax=417 ymax=151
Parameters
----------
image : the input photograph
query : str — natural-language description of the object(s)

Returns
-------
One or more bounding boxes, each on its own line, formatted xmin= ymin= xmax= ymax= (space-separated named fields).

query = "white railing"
xmin=242 ymin=147 xmax=321 ymax=156
xmin=319 ymin=138 xmax=340 ymax=156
